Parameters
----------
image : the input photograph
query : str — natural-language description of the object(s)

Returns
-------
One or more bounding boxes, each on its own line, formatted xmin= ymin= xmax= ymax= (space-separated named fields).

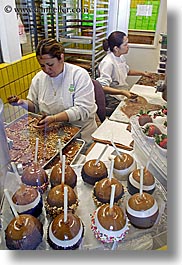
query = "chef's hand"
xmin=122 ymin=91 xmax=138 ymax=99
xmin=34 ymin=115 xmax=55 ymax=129
xmin=143 ymin=72 xmax=153 ymax=78
xmin=8 ymin=98 xmax=29 ymax=110
xmin=8 ymin=96 xmax=24 ymax=106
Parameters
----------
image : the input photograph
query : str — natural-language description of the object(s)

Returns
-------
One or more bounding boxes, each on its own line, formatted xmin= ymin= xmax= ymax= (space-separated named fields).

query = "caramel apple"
xmin=47 ymin=211 xmax=84 ymax=250
xmin=81 ymin=159 xmax=108 ymax=185
xmin=126 ymin=192 xmax=159 ymax=229
xmin=5 ymin=214 xmax=43 ymax=250
xmin=91 ymin=204 xmax=129 ymax=243
xmin=21 ymin=162 xmax=49 ymax=194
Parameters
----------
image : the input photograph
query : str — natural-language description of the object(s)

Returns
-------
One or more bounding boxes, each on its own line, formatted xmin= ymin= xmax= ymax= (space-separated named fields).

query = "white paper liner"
xmin=13 ymin=192 xmax=41 ymax=213
xmin=129 ymin=172 xmax=156 ymax=191
xmin=126 ymin=200 xmax=159 ymax=217
xmin=113 ymin=159 xmax=136 ymax=176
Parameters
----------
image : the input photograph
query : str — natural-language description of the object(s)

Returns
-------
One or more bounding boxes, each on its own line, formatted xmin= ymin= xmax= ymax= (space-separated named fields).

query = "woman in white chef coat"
xmin=9 ymin=38 xmax=97 ymax=143
xmin=96 ymin=31 xmax=152 ymax=115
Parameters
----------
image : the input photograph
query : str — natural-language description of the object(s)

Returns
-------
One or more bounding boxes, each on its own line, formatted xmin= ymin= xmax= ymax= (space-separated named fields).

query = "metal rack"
xmin=56 ymin=0 xmax=110 ymax=78
xmin=15 ymin=1 xmax=110 ymax=78
xmin=158 ymin=33 xmax=167 ymax=74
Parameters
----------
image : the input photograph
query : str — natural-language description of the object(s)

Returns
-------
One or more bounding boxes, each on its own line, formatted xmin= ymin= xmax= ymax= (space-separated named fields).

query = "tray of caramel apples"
xmin=0 ymin=142 xmax=167 ymax=250
xmin=5 ymin=113 xmax=82 ymax=170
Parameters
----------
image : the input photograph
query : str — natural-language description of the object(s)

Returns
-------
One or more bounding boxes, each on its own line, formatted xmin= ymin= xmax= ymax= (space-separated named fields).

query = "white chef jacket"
xmin=27 ymin=62 xmax=97 ymax=143
xmin=96 ymin=52 xmax=130 ymax=90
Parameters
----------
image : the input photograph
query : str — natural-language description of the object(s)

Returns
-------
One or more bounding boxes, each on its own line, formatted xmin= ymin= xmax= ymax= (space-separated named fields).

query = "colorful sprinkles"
xmin=90 ymin=210 xmax=129 ymax=244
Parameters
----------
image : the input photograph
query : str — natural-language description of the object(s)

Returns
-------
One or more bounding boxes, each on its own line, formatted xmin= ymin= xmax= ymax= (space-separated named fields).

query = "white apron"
xmin=37 ymin=75 xmax=97 ymax=143
xmin=38 ymin=74 xmax=66 ymax=115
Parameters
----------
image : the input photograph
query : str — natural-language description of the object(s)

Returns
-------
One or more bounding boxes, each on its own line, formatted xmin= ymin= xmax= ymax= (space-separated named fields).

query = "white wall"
xmin=108 ymin=0 xmax=167 ymax=87
xmin=107 ymin=0 xmax=131 ymax=35
xmin=0 ymin=0 xmax=22 ymax=63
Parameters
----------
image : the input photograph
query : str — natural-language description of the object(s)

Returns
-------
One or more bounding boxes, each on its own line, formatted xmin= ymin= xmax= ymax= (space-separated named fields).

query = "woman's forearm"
xmin=103 ymin=86 xmax=138 ymax=99
xmin=53 ymin=111 xmax=69 ymax=123
xmin=27 ymin=100 xmax=36 ymax=112
xmin=16 ymin=99 xmax=35 ymax=112
xmin=128 ymin=69 xmax=145 ymax=76
xmin=128 ymin=69 xmax=152 ymax=78
xmin=103 ymin=86 xmax=129 ymax=96
xmin=35 ymin=111 xmax=69 ymax=128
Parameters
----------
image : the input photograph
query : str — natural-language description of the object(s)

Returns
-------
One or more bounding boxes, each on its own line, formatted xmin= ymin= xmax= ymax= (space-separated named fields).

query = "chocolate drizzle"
xmin=121 ymin=96 xmax=162 ymax=118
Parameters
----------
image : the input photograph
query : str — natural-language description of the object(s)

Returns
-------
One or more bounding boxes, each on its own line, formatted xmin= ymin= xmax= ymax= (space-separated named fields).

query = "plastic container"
xmin=130 ymin=115 xmax=167 ymax=190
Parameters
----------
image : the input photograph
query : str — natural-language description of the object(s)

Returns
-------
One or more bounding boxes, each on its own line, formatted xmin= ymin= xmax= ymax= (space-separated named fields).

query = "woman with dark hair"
xmin=96 ymin=31 xmax=152 ymax=116
xmin=8 ymin=38 xmax=97 ymax=143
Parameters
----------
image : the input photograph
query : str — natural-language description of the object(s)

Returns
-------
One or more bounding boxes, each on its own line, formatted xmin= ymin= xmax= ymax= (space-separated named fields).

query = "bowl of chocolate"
xmin=47 ymin=211 xmax=84 ymax=250
xmin=126 ymin=192 xmax=159 ymax=229
xmin=113 ymin=153 xmax=136 ymax=181
xmin=127 ymin=167 xmax=156 ymax=195
xmin=81 ymin=159 xmax=108 ymax=185
xmin=50 ymin=161 xmax=77 ymax=189
xmin=21 ymin=161 xmax=49 ymax=194
xmin=12 ymin=184 xmax=43 ymax=217
xmin=5 ymin=214 xmax=43 ymax=250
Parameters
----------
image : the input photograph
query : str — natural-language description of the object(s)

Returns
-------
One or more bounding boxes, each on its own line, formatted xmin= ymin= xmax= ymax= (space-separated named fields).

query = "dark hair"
xmin=36 ymin=38 xmax=65 ymax=59
xmin=103 ymin=31 xmax=126 ymax=52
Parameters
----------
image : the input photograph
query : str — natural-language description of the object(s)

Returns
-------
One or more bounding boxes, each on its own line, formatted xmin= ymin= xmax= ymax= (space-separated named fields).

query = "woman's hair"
xmin=36 ymin=38 xmax=65 ymax=59
xmin=103 ymin=31 xmax=126 ymax=52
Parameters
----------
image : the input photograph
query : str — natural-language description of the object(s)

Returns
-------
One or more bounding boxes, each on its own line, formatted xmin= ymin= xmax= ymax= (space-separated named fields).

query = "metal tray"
xmin=43 ymin=138 xmax=85 ymax=170
xmin=5 ymin=113 xmax=82 ymax=170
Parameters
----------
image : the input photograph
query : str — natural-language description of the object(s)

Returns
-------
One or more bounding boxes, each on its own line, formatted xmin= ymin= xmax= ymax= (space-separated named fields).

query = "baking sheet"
xmin=91 ymin=118 xmax=133 ymax=150
xmin=0 ymin=152 xmax=167 ymax=250
xmin=109 ymin=84 xmax=167 ymax=124
xmin=43 ymin=138 xmax=85 ymax=170
xmin=5 ymin=113 xmax=82 ymax=170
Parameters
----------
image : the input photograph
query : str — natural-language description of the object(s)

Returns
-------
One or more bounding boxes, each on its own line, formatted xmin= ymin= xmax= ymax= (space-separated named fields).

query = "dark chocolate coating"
xmin=126 ymin=209 xmax=159 ymax=229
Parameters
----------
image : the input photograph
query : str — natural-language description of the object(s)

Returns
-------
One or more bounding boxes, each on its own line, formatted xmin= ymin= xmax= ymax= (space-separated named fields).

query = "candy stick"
xmin=58 ymin=138 xmax=62 ymax=162
xmin=34 ymin=137 xmax=39 ymax=163
xmin=11 ymin=162 xmax=22 ymax=185
xmin=146 ymin=158 xmax=151 ymax=171
xmin=111 ymin=240 xmax=118 ymax=250
xmin=61 ymin=155 xmax=66 ymax=184
xmin=64 ymin=186 xmax=68 ymax=223
xmin=140 ymin=166 xmax=144 ymax=197
xmin=111 ymin=140 xmax=122 ymax=159
xmin=95 ymin=144 xmax=109 ymax=166
xmin=4 ymin=189 xmax=19 ymax=217
xmin=109 ymin=184 xmax=116 ymax=209
xmin=108 ymin=158 xmax=114 ymax=181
